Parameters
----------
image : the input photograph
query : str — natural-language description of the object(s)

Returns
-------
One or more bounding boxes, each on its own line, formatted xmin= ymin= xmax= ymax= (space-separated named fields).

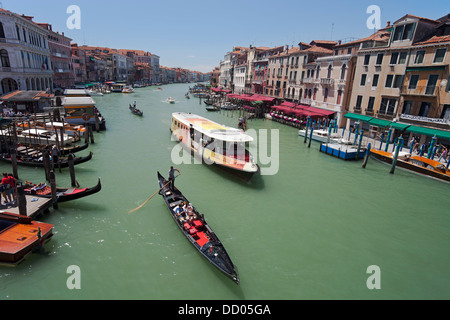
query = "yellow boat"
xmin=370 ymin=149 xmax=450 ymax=182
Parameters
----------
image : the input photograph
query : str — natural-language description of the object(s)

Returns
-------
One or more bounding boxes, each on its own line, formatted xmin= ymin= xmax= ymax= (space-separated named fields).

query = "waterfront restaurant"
xmin=0 ymin=90 xmax=54 ymax=114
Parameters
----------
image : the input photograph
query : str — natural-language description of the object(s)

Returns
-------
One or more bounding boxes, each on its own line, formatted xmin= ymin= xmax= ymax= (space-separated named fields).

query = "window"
xmin=393 ymin=26 xmax=403 ymax=41
xmin=364 ymin=54 xmax=370 ymax=65
xmin=0 ymin=22 xmax=5 ymax=39
xmin=398 ymin=52 xmax=408 ymax=64
xmin=433 ymin=48 xmax=446 ymax=63
xmin=0 ymin=49 xmax=10 ymax=68
xmin=341 ymin=64 xmax=347 ymax=80
xmin=367 ymin=97 xmax=375 ymax=112
xmin=324 ymin=88 xmax=328 ymax=102
xmin=446 ymin=76 xmax=450 ymax=92
xmin=425 ymin=74 xmax=439 ymax=95
xmin=393 ymin=75 xmax=403 ymax=88
xmin=372 ymin=74 xmax=379 ymax=87
xmin=408 ymin=75 xmax=420 ymax=89
xmin=441 ymin=104 xmax=450 ymax=121
xmin=360 ymin=74 xmax=367 ymax=86
xmin=376 ymin=53 xmax=384 ymax=65
xmin=418 ymin=102 xmax=430 ymax=117
xmin=402 ymin=101 xmax=413 ymax=115
xmin=380 ymin=98 xmax=388 ymax=113
xmin=402 ymin=24 xmax=415 ymax=40
xmin=355 ymin=95 xmax=363 ymax=110
xmin=393 ymin=23 xmax=415 ymax=41
xmin=390 ymin=52 xmax=399 ymax=65
xmin=414 ymin=50 xmax=425 ymax=64
xmin=385 ymin=75 xmax=393 ymax=88
xmin=380 ymin=98 xmax=397 ymax=115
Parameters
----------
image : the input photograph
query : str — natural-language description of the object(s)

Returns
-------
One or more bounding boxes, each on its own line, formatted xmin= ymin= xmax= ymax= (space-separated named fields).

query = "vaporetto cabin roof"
xmin=172 ymin=112 xmax=254 ymax=143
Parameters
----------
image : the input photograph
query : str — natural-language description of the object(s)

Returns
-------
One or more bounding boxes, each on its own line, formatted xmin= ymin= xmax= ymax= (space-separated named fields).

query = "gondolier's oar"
xmin=128 ymin=173 xmax=181 ymax=214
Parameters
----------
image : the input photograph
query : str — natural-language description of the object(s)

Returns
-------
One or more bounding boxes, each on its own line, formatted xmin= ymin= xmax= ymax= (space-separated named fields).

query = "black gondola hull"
xmin=0 ymin=152 xmax=93 ymax=168
xmin=157 ymin=172 xmax=239 ymax=284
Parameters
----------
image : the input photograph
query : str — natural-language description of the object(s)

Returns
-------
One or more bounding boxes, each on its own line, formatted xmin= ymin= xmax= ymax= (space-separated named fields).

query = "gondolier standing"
xmin=169 ymin=166 xmax=180 ymax=189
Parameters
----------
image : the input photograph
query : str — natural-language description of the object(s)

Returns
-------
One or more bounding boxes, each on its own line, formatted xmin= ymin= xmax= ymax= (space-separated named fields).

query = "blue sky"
xmin=2 ymin=0 xmax=449 ymax=72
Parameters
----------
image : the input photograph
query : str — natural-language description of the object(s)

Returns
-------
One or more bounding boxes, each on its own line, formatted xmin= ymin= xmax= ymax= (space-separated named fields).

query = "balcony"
xmin=400 ymin=85 xmax=438 ymax=96
xmin=321 ymin=78 xmax=334 ymax=85
xmin=302 ymin=78 xmax=318 ymax=84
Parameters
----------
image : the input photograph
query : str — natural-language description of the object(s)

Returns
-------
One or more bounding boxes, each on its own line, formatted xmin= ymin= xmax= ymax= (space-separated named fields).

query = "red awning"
xmin=302 ymin=106 xmax=336 ymax=116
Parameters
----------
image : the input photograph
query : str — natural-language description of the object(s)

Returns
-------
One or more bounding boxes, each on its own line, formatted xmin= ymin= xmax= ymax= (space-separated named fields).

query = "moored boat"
xmin=0 ymin=152 xmax=93 ymax=168
xmin=24 ymin=178 xmax=102 ymax=203
xmin=0 ymin=212 xmax=53 ymax=266
xmin=170 ymin=112 xmax=259 ymax=180
xmin=157 ymin=172 xmax=239 ymax=284
xmin=298 ymin=129 xmax=342 ymax=144
xmin=370 ymin=149 xmax=450 ymax=182
xmin=61 ymin=96 xmax=106 ymax=130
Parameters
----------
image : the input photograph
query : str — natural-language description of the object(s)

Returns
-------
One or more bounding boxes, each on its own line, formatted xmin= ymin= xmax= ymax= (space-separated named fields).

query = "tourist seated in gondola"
xmin=186 ymin=203 xmax=197 ymax=221
xmin=174 ymin=203 xmax=187 ymax=222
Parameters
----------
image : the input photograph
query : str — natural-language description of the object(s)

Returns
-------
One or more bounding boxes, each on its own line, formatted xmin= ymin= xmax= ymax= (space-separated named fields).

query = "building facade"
xmin=0 ymin=9 xmax=53 ymax=95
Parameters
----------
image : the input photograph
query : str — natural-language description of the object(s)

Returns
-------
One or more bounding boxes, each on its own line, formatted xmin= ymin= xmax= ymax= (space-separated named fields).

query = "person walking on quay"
xmin=169 ymin=166 xmax=180 ymax=190
xmin=1 ymin=172 xmax=17 ymax=205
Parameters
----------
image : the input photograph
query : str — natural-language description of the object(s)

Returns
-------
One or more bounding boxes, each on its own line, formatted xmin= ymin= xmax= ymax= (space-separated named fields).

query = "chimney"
xmin=386 ymin=21 xmax=391 ymax=27
xmin=338 ymin=40 xmax=342 ymax=45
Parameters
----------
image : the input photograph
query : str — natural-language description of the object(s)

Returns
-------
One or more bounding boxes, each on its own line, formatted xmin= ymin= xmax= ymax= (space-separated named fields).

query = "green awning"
xmin=368 ymin=118 xmax=391 ymax=128
xmin=389 ymin=122 xmax=411 ymax=130
xmin=406 ymin=126 xmax=450 ymax=140
xmin=344 ymin=113 xmax=374 ymax=122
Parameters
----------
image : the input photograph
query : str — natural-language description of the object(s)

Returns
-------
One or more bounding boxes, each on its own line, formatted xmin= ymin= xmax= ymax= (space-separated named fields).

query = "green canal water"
xmin=0 ymin=83 xmax=449 ymax=300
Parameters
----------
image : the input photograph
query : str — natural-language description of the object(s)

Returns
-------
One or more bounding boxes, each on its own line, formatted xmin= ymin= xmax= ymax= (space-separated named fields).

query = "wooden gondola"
xmin=157 ymin=172 xmax=239 ymax=285
xmin=59 ymin=142 xmax=89 ymax=156
xmin=0 ymin=152 xmax=93 ymax=168
xmin=24 ymin=178 xmax=102 ymax=203
xmin=205 ymin=106 xmax=220 ymax=112
xmin=129 ymin=105 xmax=143 ymax=116
xmin=204 ymin=99 xmax=214 ymax=106
xmin=0 ymin=212 xmax=53 ymax=266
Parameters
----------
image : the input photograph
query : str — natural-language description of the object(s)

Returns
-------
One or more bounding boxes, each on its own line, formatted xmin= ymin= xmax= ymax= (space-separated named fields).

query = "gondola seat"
xmin=184 ymin=223 xmax=191 ymax=231
xmin=189 ymin=227 xmax=198 ymax=235
xmin=195 ymin=232 xmax=209 ymax=247
xmin=193 ymin=220 xmax=203 ymax=229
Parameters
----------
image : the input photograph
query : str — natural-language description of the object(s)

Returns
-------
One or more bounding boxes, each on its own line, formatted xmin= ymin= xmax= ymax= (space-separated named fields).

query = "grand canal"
xmin=1 ymin=83 xmax=449 ymax=300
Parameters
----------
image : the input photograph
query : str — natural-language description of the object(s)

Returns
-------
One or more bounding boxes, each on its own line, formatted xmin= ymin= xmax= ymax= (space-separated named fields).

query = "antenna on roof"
xmin=331 ymin=23 xmax=335 ymax=40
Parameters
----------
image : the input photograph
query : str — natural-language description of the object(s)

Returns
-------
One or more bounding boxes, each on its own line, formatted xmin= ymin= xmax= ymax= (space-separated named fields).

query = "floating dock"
xmin=0 ymin=196 xmax=53 ymax=219
xmin=320 ymin=143 xmax=366 ymax=160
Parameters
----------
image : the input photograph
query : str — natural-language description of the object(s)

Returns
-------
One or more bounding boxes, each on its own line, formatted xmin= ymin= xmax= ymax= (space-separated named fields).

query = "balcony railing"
xmin=400 ymin=85 xmax=438 ymax=96
xmin=321 ymin=78 xmax=334 ymax=85
xmin=302 ymin=78 xmax=318 ymax=84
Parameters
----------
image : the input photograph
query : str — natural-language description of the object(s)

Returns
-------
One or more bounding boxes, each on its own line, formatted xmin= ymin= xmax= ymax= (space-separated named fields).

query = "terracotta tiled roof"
xmin=415 ymin=35 xmax=450 ymax=46
xmin=334 ymin=30 xmax=391 ymax=47
xmin=303 ymin=45 xmax=334 ymax=54
xmin=393 ymin=14 xmax=439 ymax=25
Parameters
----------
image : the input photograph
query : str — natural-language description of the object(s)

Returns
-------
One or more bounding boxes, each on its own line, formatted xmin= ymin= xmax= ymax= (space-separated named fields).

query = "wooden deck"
xmin=0 ymin=196 xmax=53 ymax=219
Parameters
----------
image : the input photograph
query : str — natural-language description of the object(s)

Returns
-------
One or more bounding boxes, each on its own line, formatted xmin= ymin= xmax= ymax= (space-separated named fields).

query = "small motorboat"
xmin=122 ymin=87 xmax=135 ymax=94
xmin=0 ymin=212 xmax=53 ymax=266
xmin=167 ymin=97 xmax=176 ymax=104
